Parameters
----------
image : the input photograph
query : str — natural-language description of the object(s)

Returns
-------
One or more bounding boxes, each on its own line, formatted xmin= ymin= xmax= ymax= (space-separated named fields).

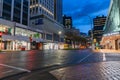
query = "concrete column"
xmin=26 ymin=42 xmax=30 ymax=50
xmin=113 ymin=40 xmax=116 ymax=50
xmin=6 ymin=41 xmax=9 ymax=50
xmin=9 ymin=41 xmax=11 ymax=50
xmin=28 ymin=42 xmax=30 ymax=50
xmin=27 ymin=0 xmax=30 ymax=26
xmin=15 ymin=41 xmax=18 ymax=50
xmin=11 ymin=0 xmax=14 ymax=21
xmin=20 ymin=0 xmax=23 ymax=24
xmin=13 ymin=41 xmax=15 ymax=50
xmin=0 ymin=0 xmax=3 ymax=17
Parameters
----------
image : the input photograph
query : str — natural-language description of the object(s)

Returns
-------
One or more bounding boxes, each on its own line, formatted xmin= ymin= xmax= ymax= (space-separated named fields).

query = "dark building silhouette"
xmin=54 ymin=0 xmax=63 ymax=24
xmin=63 ymin=15 xmax=72 ymax=29
xmin=93 ymin=15 xmax=106 ymax=44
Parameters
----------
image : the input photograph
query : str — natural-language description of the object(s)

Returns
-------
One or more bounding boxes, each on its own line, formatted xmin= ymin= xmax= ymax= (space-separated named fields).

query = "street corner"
xmin=50 ymin=61 xmax=120 ymax=80
xmin=92 ymin=49 xmax=100 ymax=53
xmin=92 ymin=49 xmax=120 ymax=54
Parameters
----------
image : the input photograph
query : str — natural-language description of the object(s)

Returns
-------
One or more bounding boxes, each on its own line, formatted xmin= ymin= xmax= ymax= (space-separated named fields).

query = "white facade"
xmin=0 ymin=19 xmax=44 ymax=51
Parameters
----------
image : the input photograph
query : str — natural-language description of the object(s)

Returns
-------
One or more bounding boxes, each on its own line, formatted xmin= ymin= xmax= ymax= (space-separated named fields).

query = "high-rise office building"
xmin=54 ymin=0 xmax=63 ymax=24
xmin=93 ymin=15 xmax=106 ymax=44
xmin=0 ymin=0 xmax=29 ymax=25
xmin=30 ymin=0 xmax=64 ymax=50
xmin=0 ymin=0 xmax=32 ymax=51
xmin=63 ymin=15 xmax=72 ymax=29
xmin=30 ymin=0 xmax=54 ymax=19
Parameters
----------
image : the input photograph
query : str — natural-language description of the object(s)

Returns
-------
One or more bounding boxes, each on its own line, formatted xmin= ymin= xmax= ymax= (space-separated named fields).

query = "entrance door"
xmin=115 ymin=39 xmax=118 ymax=50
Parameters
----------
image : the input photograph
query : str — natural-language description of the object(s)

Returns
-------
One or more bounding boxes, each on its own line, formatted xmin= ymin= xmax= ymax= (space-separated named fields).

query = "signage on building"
xmin=0 ymin=32 xmax=2 ymax=37
xmin=35 ymin=19 xmax=43 ymax=25
xmin=103 ymin=31 xmax=120 ymax=36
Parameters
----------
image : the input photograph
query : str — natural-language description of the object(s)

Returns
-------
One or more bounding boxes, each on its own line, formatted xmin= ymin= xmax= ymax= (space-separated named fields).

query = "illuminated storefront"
xmin=0 ymin=19 xmax=44 ymax=51
xmin=43 ymin=42 xmax=64 ymax=50
xmin=101 ymin=0 xmax=120 ymax=50
xmin=101 ymin=32 xmax=120 ymax=50
xmin=0 ymin=24 xmax=14 ymax=50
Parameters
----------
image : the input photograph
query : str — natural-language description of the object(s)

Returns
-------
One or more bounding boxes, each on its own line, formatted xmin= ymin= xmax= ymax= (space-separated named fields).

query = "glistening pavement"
xmin=50 ymin=61 xmax=120 ymax=80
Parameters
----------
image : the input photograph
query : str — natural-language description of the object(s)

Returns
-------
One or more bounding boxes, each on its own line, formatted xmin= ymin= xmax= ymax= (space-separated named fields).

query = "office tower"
xmin=0 ymin=0 xmax=29 ymax=25
xmin=54 ymin=0 xmax=63 ymax=24
xmin=93 ymin=15 xmax=106 ymax=44
xmin=30 ymin=0 xmax=54 ymax=19
xmin=63 ymin=15 xmax=72 ymax=29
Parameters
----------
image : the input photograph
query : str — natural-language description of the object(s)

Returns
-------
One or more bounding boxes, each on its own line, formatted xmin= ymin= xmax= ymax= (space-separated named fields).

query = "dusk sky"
xmin=63 ymin=0 xmax=111 ymax=34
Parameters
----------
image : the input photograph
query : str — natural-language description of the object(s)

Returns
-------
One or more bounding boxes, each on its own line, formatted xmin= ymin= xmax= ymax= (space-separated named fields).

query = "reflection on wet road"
xmin=0 ymin=49 xmax=120 ymax=79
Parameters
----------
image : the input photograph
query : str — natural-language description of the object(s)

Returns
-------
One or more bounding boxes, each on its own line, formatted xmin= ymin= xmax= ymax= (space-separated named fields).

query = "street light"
xmin=79 ymin=15 xmax=94 ymax=50
xmin=58 ymin=31 xmax=62 ymax=35
xmin=58 ymin=31 xmax=62 ymax=42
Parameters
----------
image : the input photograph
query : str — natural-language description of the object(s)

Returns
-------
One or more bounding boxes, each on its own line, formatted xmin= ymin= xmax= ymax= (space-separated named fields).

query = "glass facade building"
xmin=63 ymin=15 xmax=72 ymax=29
xmin=30 ymin=0 xmax=54 ymax=19
xmin=104 ymin=0 xmax=120 ymax=33
xmin=2 ymin=0 xmax=12 ymax=20
xmin=93 ymin=16 xmax=106 ymax=44
xmin=101 ymin=0 xmax=120 ymax=50
xmin=0 ymin=0 xmax=29 ymax=25
xmin=54 ymin=0 xmax=63 ymax=24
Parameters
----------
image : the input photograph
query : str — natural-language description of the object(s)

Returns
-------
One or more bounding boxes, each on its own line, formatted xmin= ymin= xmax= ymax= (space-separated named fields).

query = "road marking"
xmin=2 ymin=70 xmax=13 ymax=74
xmin=100 ymin=49 xmax=106 ymax=61
xmin=0 ymin=64 xmax=31 ymax=73
xmin=78 ymin=53 xmax=93 ymax=63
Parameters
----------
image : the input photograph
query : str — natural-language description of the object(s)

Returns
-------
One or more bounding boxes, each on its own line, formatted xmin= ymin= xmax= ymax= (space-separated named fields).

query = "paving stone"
xmin=50 ymin=61 xmax=120 ymax=80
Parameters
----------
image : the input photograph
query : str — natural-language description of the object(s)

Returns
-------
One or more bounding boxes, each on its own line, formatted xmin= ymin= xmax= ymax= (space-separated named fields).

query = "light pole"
xmin=79 ymin=15 xmax=94 ymax=50
xmin=58 ymin=31 xmax=62 ymax=42
xmin=58 ymin=31 xmax=62 ymax=49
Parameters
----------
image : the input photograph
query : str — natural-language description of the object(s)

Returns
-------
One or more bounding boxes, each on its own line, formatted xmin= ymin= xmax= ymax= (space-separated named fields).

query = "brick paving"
xmin=50 ymin=61 xmax=120 ymax=80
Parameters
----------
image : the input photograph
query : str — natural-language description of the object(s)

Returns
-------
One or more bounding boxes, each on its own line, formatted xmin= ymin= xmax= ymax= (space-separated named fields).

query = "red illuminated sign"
xmin=0 ymin=32 xmax=2 ymax=36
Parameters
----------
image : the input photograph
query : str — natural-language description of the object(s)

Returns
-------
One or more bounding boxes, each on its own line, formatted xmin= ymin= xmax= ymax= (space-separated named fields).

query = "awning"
xmin=2 ymin=35 xmax=29 ymax=41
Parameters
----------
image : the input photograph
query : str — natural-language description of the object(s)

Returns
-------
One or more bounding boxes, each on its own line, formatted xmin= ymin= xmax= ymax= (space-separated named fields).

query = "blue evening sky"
xmin=63 ymin=0 xmax=111 ymax=34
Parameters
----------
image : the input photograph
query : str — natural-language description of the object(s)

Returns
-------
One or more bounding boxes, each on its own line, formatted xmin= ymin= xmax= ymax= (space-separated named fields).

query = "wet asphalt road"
xmin=0 ymin=49 xmax=120 ymax=79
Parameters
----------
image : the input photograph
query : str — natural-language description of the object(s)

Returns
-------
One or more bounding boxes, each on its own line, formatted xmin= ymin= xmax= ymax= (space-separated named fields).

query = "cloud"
xmin=63 ymin=0 xmax=110 ymax=19
xmin=63 ymin=0 xmax=110 ymax=33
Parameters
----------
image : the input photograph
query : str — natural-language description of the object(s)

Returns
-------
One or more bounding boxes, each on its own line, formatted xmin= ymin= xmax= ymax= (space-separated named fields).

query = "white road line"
xmin=100 ymin=49 xmax=106 ymax=61
xmin=78 ymin=53 xmax=93 ymax=63
xmin=0 ymin=64 xmax=31 ymax=73
xmin=3 ymin=70 xmax=13 ymax=74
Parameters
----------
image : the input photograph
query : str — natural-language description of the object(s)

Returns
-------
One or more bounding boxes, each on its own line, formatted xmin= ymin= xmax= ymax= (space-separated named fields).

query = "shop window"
xmin=46 ymin=34 xmax=52 ymax=40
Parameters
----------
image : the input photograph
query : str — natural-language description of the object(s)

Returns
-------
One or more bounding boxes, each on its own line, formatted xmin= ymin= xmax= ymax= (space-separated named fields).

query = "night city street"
xmin=0 ymin=0 xmax=120 ymax=80
xmin=0 ymin=49 xmax=120 ymax=80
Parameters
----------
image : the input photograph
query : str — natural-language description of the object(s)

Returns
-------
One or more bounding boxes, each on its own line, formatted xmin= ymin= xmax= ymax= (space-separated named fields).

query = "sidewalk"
xmin=50 ymin=61 xmax=120 ymax=80
xmin=93 ymin=49 xmax=120 ymax=54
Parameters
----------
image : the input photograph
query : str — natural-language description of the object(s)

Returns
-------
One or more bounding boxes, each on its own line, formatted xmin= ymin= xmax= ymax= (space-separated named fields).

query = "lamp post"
xmin=0 ymin=32 xmax=2 ymax=51
xmin=58 ymin=31 xmax=62 ymax=49
xmin=58 ymin=31 xmax=62 ymax=42
xmin=79 ymin=15 xmax=94 ymax=50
